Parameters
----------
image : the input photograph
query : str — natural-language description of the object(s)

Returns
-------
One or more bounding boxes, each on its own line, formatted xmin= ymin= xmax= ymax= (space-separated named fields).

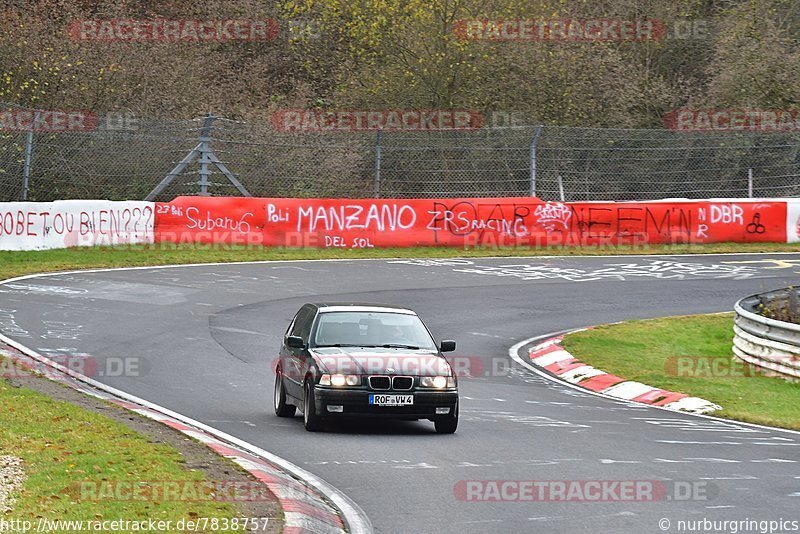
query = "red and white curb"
xmin=526 ymin=334 xmax=721 ymax=414
xmin=0 ymin=342 xmax=371 ymax=534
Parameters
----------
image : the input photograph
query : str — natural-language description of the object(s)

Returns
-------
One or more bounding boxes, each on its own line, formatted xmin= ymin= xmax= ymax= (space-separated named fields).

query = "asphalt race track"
xmin=2 ymin=253 xmax=800 ymax=533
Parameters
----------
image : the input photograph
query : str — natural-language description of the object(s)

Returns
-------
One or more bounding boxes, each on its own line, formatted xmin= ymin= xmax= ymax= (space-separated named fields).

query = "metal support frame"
xmin=145 ymin=114 xmax=251 ymax=201
xmin=374 ymin=129 xmax=382 ymax=198
xmin=529 ymin=124 xmax=543 ymax=197
xmin=20 ymin=110 xmax=41 ymax=201
xmin=22 ymin=130 xmax=34 ymax=201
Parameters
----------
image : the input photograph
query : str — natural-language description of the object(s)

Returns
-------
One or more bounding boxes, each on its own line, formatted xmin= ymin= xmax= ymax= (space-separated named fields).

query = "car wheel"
xmin=303 ymin=381 xmax=324 ymax=432
xmin=274 ymin=370 xmax=296 ymax=417
xmin=434 ymin=403 xmax=458 ymax=434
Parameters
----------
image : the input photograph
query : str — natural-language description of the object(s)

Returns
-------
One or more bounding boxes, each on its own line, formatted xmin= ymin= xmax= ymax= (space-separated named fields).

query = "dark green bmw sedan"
xmin=274 ymin=303 xmax=459 ymax=433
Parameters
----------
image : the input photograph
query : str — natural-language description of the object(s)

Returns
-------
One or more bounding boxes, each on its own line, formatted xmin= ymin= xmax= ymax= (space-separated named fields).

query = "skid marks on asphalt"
xmin=657 ymin=440 xmax=800 ymax=446
xmin=523 ymin=399 xmax=651 ymax=413
xmin=460 ymin=409 xmax=592 ymax=429
xmin=305 ymin=459 xmax=417 ymax=466
xmin=304 ymin=459 xmax=437 ymax=470
xmin=0 ymin=282 xmax=89 ymax=296
xmin=304 ymin=457 xmax=588 ymax=470
xmin=507 ymin=366 xmax=649 ymax=405
xmin=628 ymin=417 xmax=799 ymax=452
xmin=388 ymin=258 xmax=760 ymax=283
xmin=633 ymin=417 xmax=760 ymax=432
xmin=304 ymin=454 xmax=796 ymax=475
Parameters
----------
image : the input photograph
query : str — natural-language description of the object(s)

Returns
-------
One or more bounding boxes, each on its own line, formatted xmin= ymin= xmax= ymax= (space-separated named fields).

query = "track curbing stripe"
xmin=509 ymin=330 xmax=800 ymax=435
xmin=526 ymin=335 xmax=721 ymax=413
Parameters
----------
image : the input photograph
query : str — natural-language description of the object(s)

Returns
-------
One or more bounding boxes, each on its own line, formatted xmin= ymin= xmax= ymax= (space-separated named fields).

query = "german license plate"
xmin=369 ymin=394 xmax=414 ymax=406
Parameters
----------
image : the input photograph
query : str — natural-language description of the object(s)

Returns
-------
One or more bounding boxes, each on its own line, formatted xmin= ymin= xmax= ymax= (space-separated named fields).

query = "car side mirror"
xmin=287 ymin=335 xmax=306 ymax=349
xmin=440 ymin=340 xmax=456 ymax=352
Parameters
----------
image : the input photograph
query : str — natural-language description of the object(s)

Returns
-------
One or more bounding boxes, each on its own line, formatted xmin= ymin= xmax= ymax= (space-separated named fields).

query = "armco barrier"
xmin=1 ymin=197 xmax=797 ymax=251
xmin=154 ymin=197 xmax=790 ymax=248
xmin=0 ymin=200 xmax=154 ymax=250
xmin=734 ymin=290 xmax=800 ymax=380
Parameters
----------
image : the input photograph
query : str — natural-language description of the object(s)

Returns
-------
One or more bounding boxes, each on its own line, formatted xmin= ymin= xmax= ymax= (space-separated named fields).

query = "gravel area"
xmin=0 ymin=456 xmax=25 ymax=513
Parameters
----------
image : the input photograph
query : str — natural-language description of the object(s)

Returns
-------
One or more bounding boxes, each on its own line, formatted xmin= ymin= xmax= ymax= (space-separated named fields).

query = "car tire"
xmin=434 ymin=403 xmax=458 ymax=434
xmin=303 ymin=381 xmax=324 ymax=432
xmin=274 ymin=370 xmax=296 ymax=418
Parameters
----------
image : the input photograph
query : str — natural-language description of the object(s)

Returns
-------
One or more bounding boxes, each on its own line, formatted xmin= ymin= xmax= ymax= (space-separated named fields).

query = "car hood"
xmin=311 ymin=346 xmax=451 ymax=376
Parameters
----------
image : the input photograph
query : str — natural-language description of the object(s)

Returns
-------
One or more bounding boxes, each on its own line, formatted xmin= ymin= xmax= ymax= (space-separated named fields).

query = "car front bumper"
xmin=314 ymin=387 xmax=458 ymax=419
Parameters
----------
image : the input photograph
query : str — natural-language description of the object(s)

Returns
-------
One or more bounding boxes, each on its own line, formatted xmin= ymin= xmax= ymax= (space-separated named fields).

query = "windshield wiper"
xmin=314 ymin=343 xmax=421 ymax=349
xmin=314 ymin=343 xmax=380 ymax=348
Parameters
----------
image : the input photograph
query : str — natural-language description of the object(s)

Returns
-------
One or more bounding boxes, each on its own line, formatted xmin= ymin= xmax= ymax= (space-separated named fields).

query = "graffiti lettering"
xmin=710 ymin=204 xmax=744 ymax=225
xmin=186 ymin=206 xmax=252 ymax=233
xmin=394 ymin=259 xmax=760 ymax=282
xmin=297 ymin=203 xmax=415 ymax=232
xmin=428 ymin=201 xmax=529 ymax=241
xmin=534 ymin=202 xmax=572 ymax=232
xmin=152 ymin=197 xmax=788 ymax=249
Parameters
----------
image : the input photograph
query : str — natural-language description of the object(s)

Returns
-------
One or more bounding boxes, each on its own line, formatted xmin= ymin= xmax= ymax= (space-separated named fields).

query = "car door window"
xmin=289 ymin=307 xmax=314 ymax=343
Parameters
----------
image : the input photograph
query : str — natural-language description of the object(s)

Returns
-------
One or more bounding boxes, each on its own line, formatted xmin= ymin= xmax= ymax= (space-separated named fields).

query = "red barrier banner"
xmin=154 ymin=197 xmax=787 ymax=248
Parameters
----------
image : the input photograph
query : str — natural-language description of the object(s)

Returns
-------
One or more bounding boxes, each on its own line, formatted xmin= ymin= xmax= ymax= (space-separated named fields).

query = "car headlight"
xmin=420 ymin=376 xmax=455 ymax=388
xmin=320 ymin=374 xmax=360 ymax=386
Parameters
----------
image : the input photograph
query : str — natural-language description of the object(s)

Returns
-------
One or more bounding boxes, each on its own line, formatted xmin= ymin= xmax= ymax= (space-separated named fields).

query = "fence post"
xmin=198 ymin=114 xmax=215 ymax=196
xmin=557 ymin=174 xmax=565 ymax=202
xmin=374 ymin=129 xmax=382 ymax=198
xmin=748 ymin=168 xmax=753 ymax=198
xmin=21 ymin=129 xmax=34 ymax=201
xmin=529 ymin=125 xmax=543 ymax=197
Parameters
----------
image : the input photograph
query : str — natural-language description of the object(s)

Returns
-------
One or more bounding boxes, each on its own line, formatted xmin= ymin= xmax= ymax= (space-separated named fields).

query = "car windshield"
xmin=313 ymin=311 xmax=437 ymax=350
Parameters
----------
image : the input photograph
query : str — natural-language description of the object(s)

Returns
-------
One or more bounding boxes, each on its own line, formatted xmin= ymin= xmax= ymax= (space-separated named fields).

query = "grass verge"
xmin=0 ymin=357 xmax=277 ymax=532
xmin=561 ymin=314 xmax=800 ymax=431
xmin=1 ymin=241 xmax=799 ymax=281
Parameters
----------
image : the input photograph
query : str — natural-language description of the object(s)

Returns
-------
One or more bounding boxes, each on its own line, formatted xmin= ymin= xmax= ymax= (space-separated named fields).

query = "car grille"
xmin=368 ymin=376 xmax=391 ymax=390
xmin=392 ymin=376 xmax=413 ymax=390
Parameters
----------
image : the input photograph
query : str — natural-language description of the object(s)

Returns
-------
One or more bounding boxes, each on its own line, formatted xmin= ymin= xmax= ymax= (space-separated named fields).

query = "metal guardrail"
xmin=733 ymin=289 xmax=800 ymax=380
